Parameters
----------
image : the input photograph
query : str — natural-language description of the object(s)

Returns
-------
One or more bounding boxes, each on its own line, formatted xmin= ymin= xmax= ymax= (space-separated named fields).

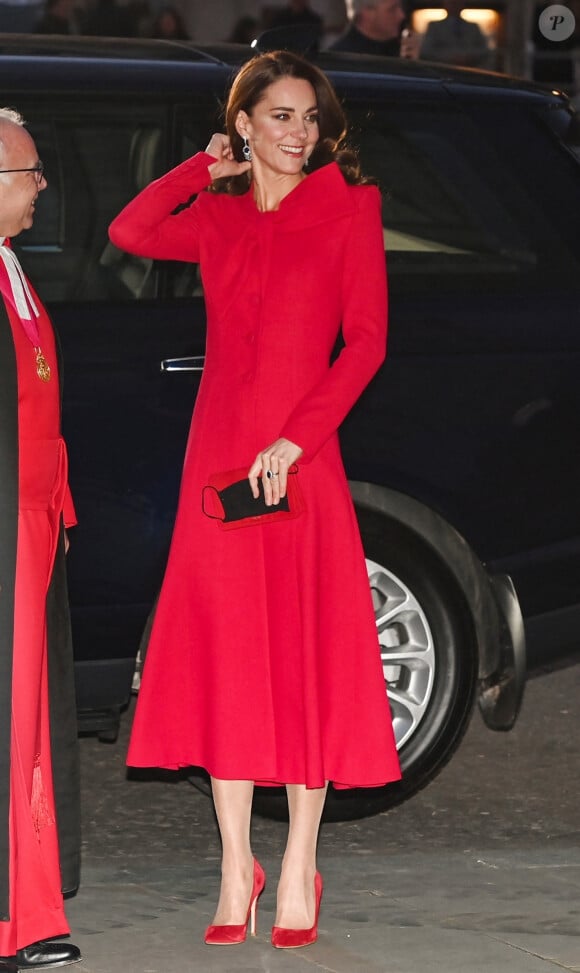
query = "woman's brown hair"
xmin=210 ymin=50 xmax=371 ymax=194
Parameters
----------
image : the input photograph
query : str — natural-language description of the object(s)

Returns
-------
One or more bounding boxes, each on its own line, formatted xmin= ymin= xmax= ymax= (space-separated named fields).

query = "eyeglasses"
xmin=0 ymin=161 xmax=44 ymax=183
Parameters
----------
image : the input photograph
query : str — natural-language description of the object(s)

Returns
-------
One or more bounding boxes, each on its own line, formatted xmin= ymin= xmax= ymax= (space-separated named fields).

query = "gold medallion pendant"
xmin=34 ymin=347 xmax=51 ymax=382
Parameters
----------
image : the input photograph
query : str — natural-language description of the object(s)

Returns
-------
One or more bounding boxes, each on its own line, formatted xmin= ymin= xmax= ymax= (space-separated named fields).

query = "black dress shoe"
xmin=0 ymin=959 xmax=18 ymax=973
xmin=15 ymin=942 xmax=81 ymax=970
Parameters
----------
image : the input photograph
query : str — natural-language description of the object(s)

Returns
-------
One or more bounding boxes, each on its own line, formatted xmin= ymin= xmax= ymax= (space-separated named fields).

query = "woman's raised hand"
xmin=205 ymin=133 xmax=252 ymax=180
xmin=248 ymin=438 xmax=304 ymax=507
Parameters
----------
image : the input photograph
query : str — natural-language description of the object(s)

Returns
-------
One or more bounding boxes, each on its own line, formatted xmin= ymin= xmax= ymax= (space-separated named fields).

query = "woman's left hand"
xmin=248 ymin=439 xmax=303 ymax=506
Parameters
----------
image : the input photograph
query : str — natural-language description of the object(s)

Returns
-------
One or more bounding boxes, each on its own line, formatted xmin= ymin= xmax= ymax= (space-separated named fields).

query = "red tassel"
xmin=31 ymin=759 xmax=55 ymax=834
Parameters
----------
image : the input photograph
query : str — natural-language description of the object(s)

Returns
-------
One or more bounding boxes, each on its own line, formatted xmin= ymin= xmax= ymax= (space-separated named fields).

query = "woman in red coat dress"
xmin=109 ymin=51 xmax=401 ymax=949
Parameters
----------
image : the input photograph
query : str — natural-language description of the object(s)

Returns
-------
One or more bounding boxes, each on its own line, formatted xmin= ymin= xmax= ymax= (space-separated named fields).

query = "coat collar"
xmin=238 ymin=162 xmax=356 ymax=230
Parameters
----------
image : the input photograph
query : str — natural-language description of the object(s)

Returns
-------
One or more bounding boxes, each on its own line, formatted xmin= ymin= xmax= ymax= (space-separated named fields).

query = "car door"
xmin=337 ymin=85 xmax=580 ymax=662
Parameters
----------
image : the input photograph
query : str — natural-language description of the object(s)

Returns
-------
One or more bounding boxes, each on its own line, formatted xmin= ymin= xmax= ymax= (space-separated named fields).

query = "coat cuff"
xmin=63 ymin=484 xmax=77 ymax=528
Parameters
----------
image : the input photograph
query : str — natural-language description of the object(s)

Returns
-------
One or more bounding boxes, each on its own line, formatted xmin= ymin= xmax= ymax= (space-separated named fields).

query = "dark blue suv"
xmin=2 ymin=33 xmax=579 ymax=817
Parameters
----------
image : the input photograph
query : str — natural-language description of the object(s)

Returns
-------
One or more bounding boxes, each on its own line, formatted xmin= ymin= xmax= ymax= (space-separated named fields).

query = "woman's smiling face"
xmin=236 ymin=76 xmax=319 ymax=178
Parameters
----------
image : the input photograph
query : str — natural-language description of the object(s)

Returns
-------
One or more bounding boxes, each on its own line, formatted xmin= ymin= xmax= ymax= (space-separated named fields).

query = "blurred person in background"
xmin=149 ymin=4 xmax=189 ymax=40
xmin=420 ymin=0 xmax=490 ymax=67
xmin=269 ymin=0 xmax=323 ymax=33
xmin=0 ymin=0 xmax=43 ymax=32
xmin=331 ymin=0 xmax=418 ymax=58
xmin=125 ymin=0 xmax=153 ymax=37
xmin=229 ymin=15 xmax=260 ymax=44
xmin=36 ymin=0 xmax=75 ymax=33
xmin=83 ymin=0 xmax=133 ymax=36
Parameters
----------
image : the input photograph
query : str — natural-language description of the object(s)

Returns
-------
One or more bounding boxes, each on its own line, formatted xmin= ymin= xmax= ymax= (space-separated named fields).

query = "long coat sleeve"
xmin=113 ymin=156 xmax=400 ymax=790
xmin=279 ymin=184 xmax=387 ymax=460
xmin=109 ymin=152 xmax=216 ymax=262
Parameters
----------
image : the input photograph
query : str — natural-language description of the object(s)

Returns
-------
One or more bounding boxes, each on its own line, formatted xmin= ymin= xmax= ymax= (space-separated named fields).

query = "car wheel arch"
xmin=348 ymin=479 xmax=502 ymax=682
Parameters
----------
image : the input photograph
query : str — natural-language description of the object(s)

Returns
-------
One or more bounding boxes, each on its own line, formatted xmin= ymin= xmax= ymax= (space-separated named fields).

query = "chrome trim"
xmin=160 ymin=356 xmax=205 ymax=373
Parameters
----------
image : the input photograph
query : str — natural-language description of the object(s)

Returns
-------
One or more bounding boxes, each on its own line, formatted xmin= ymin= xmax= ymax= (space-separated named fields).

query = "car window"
xmin=162 ymin=106 xmax=216 ymax=300
xmin=350 ymin=101 xmax=580 ymax=285
xmin=15 ymin=105 xmax=168 ymax=302
xmin=472 ymin=99 xmax=580 ymax=263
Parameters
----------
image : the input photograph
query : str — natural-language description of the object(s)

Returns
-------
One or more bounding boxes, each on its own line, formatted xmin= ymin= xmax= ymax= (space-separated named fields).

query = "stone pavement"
xmin=67 ymin=845 xmax=580 ymax=973
xmin=66 ymin=666 xmax=580 ymax=973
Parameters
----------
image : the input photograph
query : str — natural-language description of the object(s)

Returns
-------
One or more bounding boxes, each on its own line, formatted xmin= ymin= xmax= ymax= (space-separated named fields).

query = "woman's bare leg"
xmin=275 ymin=783 xmax=328 ymax=928
xmin=209 ymin=777 xmax=255 ymax=924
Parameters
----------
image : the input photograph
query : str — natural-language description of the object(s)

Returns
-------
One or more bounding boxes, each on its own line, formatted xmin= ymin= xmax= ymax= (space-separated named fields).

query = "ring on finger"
xmin=266 ymin=470 xmax=279 ymax=479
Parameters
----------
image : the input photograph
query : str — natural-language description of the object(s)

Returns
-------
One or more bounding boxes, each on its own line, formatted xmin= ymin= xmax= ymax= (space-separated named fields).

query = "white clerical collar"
xmin=0 ymin=236 xmax=39 ymax=321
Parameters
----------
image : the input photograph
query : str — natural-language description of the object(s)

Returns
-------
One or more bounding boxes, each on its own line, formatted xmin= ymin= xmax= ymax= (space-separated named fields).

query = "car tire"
xmin=249 ymin=507 xmax=479 ymax=822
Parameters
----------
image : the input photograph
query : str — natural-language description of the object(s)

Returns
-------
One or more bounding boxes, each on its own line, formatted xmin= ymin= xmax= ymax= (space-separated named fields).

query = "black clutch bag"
xmin=202 ymin=465 xmax=303 ymax=530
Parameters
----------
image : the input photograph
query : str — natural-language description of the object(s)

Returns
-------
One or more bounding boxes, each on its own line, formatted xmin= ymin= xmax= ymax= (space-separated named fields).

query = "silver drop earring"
xmin=242 ymin=136 xmax=252 ymax=162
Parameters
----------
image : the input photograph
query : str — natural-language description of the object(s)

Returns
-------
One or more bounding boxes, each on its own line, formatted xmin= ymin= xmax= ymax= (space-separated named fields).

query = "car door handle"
xmin=160 ymin=356 xmax=205 ymax=373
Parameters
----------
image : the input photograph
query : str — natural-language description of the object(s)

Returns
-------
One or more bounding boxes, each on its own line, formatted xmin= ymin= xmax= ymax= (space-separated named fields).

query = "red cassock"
xmin=111 ymin=154 xmax=401 ymax=790
xmin=0 ymin=269 xmax=75 ymax=954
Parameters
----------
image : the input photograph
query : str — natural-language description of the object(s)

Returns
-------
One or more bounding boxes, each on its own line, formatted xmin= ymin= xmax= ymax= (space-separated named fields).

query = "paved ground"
xmin=66 ymin=663 xmax=580 ymax=972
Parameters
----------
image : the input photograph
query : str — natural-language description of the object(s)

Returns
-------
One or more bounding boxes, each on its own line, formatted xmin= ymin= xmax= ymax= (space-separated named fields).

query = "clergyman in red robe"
xmin=0 ymin=108 xmax=81 ymax=971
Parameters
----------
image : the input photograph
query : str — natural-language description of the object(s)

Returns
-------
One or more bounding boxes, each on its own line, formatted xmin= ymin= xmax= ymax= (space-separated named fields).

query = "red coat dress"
xmin=110 ymin=154 xmax=401 ymax=790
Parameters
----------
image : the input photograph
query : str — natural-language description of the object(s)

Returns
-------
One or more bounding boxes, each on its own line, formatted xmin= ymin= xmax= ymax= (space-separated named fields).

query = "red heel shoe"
xmin=271 ymin=871 xmax=323 ymax=949
xmin=204 ymin=859 xmax=265 ymax=945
